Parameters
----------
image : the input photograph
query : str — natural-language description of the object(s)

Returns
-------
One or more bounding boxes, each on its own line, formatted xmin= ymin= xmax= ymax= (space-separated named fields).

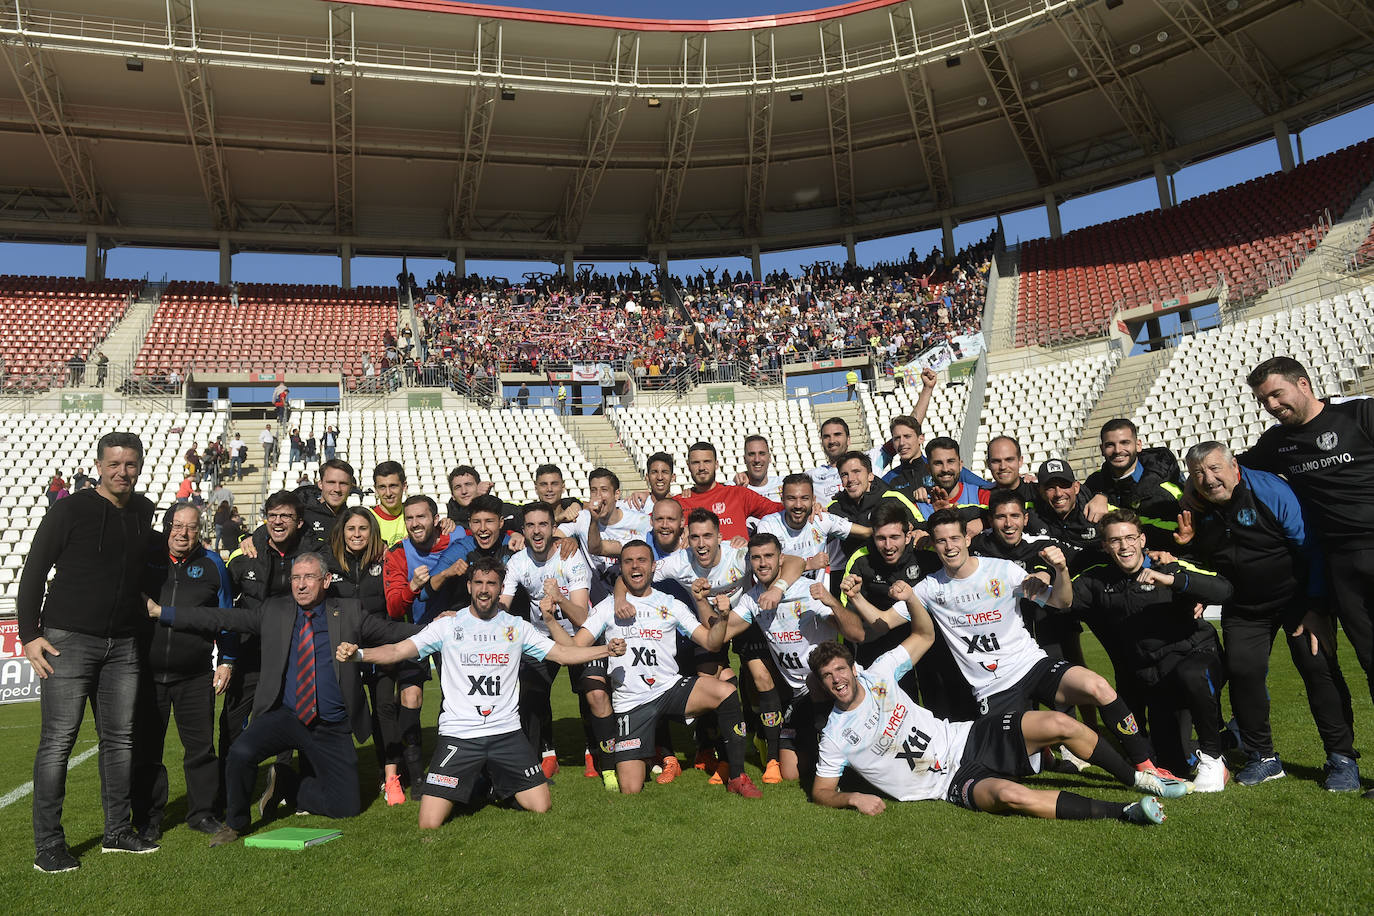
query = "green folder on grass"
xmin=243 ymin=827 xmax=342 ymax=850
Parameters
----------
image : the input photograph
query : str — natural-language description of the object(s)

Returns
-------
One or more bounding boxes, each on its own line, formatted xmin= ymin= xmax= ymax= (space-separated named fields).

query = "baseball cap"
xmin=1037 ymin=459 xmax=1075 ymax=484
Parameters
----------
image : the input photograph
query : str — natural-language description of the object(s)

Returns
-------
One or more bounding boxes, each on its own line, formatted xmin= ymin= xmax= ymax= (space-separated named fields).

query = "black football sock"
xmin=1084 ymin=733 xmax=1138 ymax=785
xmin=655 ymin=719 xmax=675 ymax=759
xmin=1055 ymin=792 xmax=1131 ymax=821
xmin=715 ymin=690 xmax=747 ymax=781
xmin=1100 ymin=698 xmax=1153 ymax=765
xmin=756 ymin=688 xmax=783 ymax=763
xmin=590 ymin=713 xmax=616 ymax=772
xmin=399 ymin=706 xmax=423 ymax=791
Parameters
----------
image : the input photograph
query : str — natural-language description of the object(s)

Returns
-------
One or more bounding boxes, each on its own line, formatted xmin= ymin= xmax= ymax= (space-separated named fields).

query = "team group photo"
xmin=1 ymin=0 xmax=1373 ymax=912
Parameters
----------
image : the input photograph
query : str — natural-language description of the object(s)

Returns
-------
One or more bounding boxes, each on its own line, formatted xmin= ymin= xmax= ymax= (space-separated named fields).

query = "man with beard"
xmin=914 ymin=438 xmax=987 ymax=537
xmin=553 ymin=542 xmax=762 ymax=798
xmin=674 ymin=442 xmax=781 ymax=540
xmin=334 ymin=558 xmax=625 ymax=825
xmin=1242 ymin=356 xmax=1374 ymax=801
xmin=382 ymin=495 xmax=476 ymax=796
xmin=1083 ymin=419 xmax=1183 ymax=550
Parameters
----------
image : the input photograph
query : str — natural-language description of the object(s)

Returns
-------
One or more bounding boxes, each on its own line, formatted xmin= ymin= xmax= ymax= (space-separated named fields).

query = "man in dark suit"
xmin=146 ymin=553 xmax=417 ymax=846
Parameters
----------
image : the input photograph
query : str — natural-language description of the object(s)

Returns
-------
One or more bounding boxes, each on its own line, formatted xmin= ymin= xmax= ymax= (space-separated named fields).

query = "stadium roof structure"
xmin=0 ymin=0 xmax=1371 ymax=272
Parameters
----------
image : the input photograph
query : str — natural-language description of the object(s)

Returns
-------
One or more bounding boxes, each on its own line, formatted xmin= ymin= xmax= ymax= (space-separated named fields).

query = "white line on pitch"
xmin=0 ymin=742 xmax=98 ymax=809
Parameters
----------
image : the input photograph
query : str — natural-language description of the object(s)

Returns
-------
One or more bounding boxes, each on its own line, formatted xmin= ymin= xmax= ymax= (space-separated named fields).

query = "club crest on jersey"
xmin=732 ymin=723 xmax=748 ymax=737
xmin=187 ymin=565 xmax=204 ymax=579
xmin=986 ymin=579 xmax=1003 ymax=599
xmin=712 ymin=502 xmax=727 ymax=515
xmin=657 ymin=605 xmax=671 ymax=619
xmin=842 ymin=728 xmax=861 ymax=747
xmin=1117 ymin=714 xmax=1140 ymax=736
xmin=368 ymin=563 xmax=382 ymax=576
xmin=1317 ymin=431 xmax=1339 ymax=451
xmin=905 ymin=565 xmax=921 ymax=580
xmin=1236 ymin=508 xmax=1257 ymax=527
xmin=453 ymin=628 xmax=464 ymax=641
xmin=760 ymin=711 xmax=783 ymax=727
xmin=871 ymin=683 xmax=888 ymax=702
xmin=503 ymin=626 xmax=517 ymax=642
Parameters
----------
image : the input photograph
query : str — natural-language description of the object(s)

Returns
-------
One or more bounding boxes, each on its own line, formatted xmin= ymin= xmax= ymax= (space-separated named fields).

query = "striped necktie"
xmin=294 ymin=609 xmax=318 ymax=725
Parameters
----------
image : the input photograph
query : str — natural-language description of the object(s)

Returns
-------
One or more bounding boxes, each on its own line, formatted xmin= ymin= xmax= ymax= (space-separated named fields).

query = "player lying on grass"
xmin=335 ymin=557 xmax=625 ymax=827
xmin=808 ymin=580 xmax=1171 ymax=824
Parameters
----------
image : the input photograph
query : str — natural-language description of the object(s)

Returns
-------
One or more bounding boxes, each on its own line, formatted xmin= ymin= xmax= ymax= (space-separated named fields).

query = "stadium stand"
xmin=0 ymin=277 xmax=139 ymax=390
xmin=974 ymin=352 xmax=1121 ymax=471
xmin=134 ymin=282 xmax=397 ymax=382
xmin=0 ymin=409 xmax=227 ymax=599
xmin=1133 ymin=284 xmax=1374 ymax=461
xmin=859 ymin=375 xmax=972 ymax=451
xmin=611 ymin=400 xmax=823 ymax=490
xmin=1016 ymin=138 xmax=1374 ymax=344
xmin=266 ymin=407 xmax=594 ymax=505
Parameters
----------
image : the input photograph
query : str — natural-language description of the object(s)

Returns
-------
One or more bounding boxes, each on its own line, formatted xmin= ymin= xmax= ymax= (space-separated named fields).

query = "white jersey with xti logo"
xmin=754 ymin=510 xmax=853 ymax=582
xmin=653 ymin=542 xmax=750 ymax=609
xmin=410 ymin=609 xmax=553 ymax=739
xmin=558 ymin=507 xmax=652 ymax=576
xmin=733 ymin=578 xmax=837 ymax=692
xmin=501 ymin=547 xmax=592 ymax=637
xmin=907 ymin=557 xmax=1045 ymax=701
xmin=583 ymin=591 xmax=702 ymax=714
xmin=816 ymin=648 xmax=972 ymax=801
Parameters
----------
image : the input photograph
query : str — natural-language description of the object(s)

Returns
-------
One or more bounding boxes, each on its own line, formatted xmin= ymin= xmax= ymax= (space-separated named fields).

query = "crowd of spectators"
xmin=372 ymin=236 xmax=993 ymax=389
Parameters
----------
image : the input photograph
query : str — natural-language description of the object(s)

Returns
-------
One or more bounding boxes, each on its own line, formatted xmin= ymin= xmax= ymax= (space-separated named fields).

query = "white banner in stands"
xmin=950 ymin=333 xmax=986 ymax=358
xmin=0 ymin=620 xmax=40 ymax=704
xmin=898 ymin=344 xmax=956 ymax=384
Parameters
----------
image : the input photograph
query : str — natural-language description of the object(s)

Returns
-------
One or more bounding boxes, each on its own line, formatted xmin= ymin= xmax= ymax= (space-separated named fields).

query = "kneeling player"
xmin=554 ymin=541 xmax=763 ymax=798
xmin=810 ymin=583 xmax=1167 ymax=824
xmin=335 ymin=557 xmax=625 ymax=827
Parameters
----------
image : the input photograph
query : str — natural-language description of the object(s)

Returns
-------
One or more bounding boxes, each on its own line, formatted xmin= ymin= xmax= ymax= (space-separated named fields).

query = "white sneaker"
xmin=1058 ymin=744 xmax=1090 ymax=773
xmin=1191 ymin=752 xmax=1230 ymax=793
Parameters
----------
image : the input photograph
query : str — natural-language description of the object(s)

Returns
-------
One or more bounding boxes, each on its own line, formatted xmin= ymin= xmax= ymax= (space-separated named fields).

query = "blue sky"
xmin=1 ymin=0 xmax=1371 ymax=284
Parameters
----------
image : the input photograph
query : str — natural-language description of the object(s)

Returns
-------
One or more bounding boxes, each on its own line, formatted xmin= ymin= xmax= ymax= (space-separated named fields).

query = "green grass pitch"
xmin=1 ymin=631 xmax=1372 ymax=914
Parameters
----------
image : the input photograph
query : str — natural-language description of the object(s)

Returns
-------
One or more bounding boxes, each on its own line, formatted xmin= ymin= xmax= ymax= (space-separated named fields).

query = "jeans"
xmin=324 ymin=446 xmax=336 ymax=462
xmin=32 ymin=628 xmax=140 ymax=852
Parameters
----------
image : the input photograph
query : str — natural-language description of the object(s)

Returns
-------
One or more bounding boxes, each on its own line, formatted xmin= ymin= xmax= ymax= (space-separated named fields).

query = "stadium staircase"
xmin=97 ymin=287 xmax=160 ymax=384
xmin=812 ymin=400 xmax=870 ymax=450
xmin=1065 ymin=349 xmax=1172 ymax=477
xmin=986 ymin=248 xmax=1021 ymax=352
xmin=559 ymin=413 xmax=647 ymax=491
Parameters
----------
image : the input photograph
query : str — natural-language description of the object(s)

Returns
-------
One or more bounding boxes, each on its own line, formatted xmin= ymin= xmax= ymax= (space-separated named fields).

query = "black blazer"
xmin=168 ymin=595 xmax=417 ymax=741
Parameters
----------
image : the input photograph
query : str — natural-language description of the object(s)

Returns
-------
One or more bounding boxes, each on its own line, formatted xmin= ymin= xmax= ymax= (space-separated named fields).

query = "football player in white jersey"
xmin=836 ymin=508 xmax=1187 ymax=792
xmin=334 ymin=557 xmax=626 ymax=827
xmin=717 ymin=533 xmax=866 ymax=786
xmin=732 ymin=435 xmax=785 ymax=502
xmin=809 ymin=582 xmax=1168 ymax=824
xmin=755 ymin=474 xmax=873 ymax=582
xmin=499 ymin=502 xmax=617 ymax=788
xmin=549 ymin=541 xmax=764 ymax=798
xmin=557 ymin=468 xmax=651 ymax=601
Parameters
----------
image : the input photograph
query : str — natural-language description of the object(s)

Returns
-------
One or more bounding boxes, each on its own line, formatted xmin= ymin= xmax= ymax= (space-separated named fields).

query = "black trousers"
xmin=217 ymin=668 xmax=257 ymax=803
xmin=1143 ymin=650 xmax=1226 ymax=772
xmin=224 ymin=707 xmax=359 ymax=833
xmin=132 ymin=671 xmax=219 ymax=829
xmin=1223 ymin=608 xmax=1355 ymax=758
xmin=1327 ymin=548 xmax=1374 ymax=706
